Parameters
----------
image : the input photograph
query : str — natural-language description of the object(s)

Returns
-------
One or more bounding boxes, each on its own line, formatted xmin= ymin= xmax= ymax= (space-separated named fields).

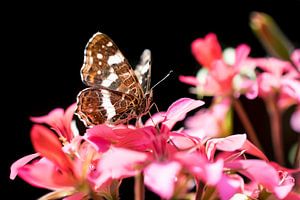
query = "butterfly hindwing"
xmin=76 ymin=87 xmax=139 ymax=126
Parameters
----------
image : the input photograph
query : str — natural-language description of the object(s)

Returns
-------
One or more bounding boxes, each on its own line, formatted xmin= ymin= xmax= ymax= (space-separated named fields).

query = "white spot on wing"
xmin=101 ymin=90 xmax=116 ymax=120
xmin=107 ymin=42 xmax=113 ymax=47
xmin=97 ymin=53 xmax=103 ymax=59
xmin=107 ymin=51 xmax=124 ymax=65
xmin=101 ymin=73 xmax=118 ymax=87
xmin=89 ymin=56 xmax=93 ymax=64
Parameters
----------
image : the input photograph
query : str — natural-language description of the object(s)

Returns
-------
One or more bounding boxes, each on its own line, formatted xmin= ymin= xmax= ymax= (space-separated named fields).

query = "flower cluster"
xmin=10 ymin=97 xmax=299 ymax=199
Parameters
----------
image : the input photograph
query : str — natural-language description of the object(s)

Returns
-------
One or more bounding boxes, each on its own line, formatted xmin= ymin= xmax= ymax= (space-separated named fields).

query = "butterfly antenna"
xmin=151 ymin=70 xmax=173 ymax=90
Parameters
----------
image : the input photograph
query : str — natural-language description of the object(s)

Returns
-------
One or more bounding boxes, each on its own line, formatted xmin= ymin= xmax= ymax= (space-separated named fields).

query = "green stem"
xmin=232 ymin=98 xmax=263 ymax=151
xmin=266 ymin=97 xmax=285 ymax=165
xmin=134 ymin=172 xmax=145 ymax=200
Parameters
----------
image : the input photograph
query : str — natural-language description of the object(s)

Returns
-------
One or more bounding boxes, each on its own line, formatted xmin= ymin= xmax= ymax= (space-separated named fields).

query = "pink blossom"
xmin=254 ymin=57 xmax=300 ymax=110
xmin=225 ymin=160 xmax=295 ymax=199
xmin=30 ymin=103 xmax=77 ymax=142
xmin=181 ymin=33 xmax=256 ymax=98
xmin=10 ymin=124 xmax=107 ymax=199
xmin=10 ymin=125 xmax=81 ymax=197
xmin=191 ymin=33 xmax=222 ymax=68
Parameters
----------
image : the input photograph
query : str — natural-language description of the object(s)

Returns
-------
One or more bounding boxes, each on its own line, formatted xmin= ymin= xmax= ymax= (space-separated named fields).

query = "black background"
xmin=3 ymin=1 xmax=300 ymax=199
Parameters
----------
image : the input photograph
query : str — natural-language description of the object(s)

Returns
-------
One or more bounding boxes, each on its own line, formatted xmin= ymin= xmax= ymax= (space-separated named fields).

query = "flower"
xmin=180 ymin=33 xmax=257 ymax=99
xmin=30 ymin=103 xmax=78 ymax=142
xmin=10 ymin=125 xmax=90 ymax=199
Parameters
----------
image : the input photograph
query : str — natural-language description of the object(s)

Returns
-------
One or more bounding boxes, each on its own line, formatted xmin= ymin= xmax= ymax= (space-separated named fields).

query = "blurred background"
xmin=2 ymin=1 xmax=300 ymax=199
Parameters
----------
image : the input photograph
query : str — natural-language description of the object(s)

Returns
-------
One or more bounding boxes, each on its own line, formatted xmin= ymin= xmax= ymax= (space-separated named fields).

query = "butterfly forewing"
xmin=76 ymin=32 xmax=153 ymax=126
xmin=81 ymin=32 xmax=144 ymax=98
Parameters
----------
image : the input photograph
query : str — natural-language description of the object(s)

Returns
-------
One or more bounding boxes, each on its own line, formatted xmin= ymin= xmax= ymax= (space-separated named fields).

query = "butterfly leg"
xmin=146 ymin=110 xmax=161 ymax=133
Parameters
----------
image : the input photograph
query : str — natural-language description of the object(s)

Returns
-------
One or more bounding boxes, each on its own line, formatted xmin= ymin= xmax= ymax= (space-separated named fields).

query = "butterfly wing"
xmin=81 ymin=32 xmax=144 ymax=98
xmin=134 ymin=49 xmax=152 ymax=93
xmin=76 ymin=87 xmax=139 ymax=126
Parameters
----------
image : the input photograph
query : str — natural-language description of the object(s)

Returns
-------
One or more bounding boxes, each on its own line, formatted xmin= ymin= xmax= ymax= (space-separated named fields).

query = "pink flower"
xmin=181 ymin=33 xmax=256 ymax=98
xmin=10 ymin=125 xmax=86 ymax=199
xmin=174 ymin=132 xmax=271 ymax=199
xmin=31 ymin=103 xmax=77 ymax=142
xmin=225 ymin=160 xmax=295 ymax=199
xmin=254 ymin=56 xmax=300 ymax=110
xmin=191 ymin=33 xmax=222 ymax=68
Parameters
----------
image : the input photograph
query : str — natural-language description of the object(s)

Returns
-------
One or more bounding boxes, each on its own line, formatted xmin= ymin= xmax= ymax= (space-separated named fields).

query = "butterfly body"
xmin=76 ymin=32 xmax=152 ymax=126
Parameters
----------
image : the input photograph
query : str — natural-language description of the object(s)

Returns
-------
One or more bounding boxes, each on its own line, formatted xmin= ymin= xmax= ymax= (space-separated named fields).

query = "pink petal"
xmin=17 ymin=158 xmax=76 ymax=190
xmin=270 ymin=161 xmax=300 ymax=174
xmin=10 ymin=153 xmax=40 ymax=179
xmin=65 ymin=103 xmax=76 ymax=126
xmin=178 ymin=75 xmax=199 ymax=86
xmin=241 ymin=140 xmax=269 ymax=161
xmin=86 ymin=125 xmax=117 ymax=141
xmin=84 ymin=135 xmax=111 ymax=153
xmin=234 ymin=44 xmax=250 ymax=69
xmin=30 ymin=104 xmax=76 ymax=142
xmin=30 ymin=108 xmax=64 ymax=123
xmin=63 ymin=103 xmax=77 ymax=141
xmin=169 ymin=132 xmax=196 ymax=150
xmin=206 ymin=134 xmax=247 ymax=160
xmin=113 ymin=127 xmax=154 ymax=151
xmin=204 ymin=159 xmax=224 ymax=185
xmin=283 ymin=191 xmax=300 ymax=200
xmin=291 ymin=49 xmax=300 ymax=70
xmin=274 ymin=183 xmax=296 ymax=199
xmin=84 ymin=125 xmax=116 ymax=152
xmin=31 ymin=125 xmax=73 ymax=173
xmin=94 ymin=147 xmax=148 ymax=189
xmin=144 ymin=112 xmax=166 ymax=126
xmin=175 ymin=152 xmax=223 ymax=185
xmin=217 ymin=174 xmax=243 ymax=200
xmin=164 ymin=98 xmax=204 ymax=129
xmin=291 ymin=107 xmax=300 ymax=133
xmin=254 ymin=58 xmax=292 ymax=77
xmin=225 ymin=159 xmax=293 ymax=199
xmin=144 ymin=161 xmax=181 ymax=199
xmin=191 ymin=33 xmax=222 ymax=68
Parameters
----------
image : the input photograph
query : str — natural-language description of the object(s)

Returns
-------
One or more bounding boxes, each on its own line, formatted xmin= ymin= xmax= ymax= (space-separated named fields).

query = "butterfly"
xmin=75 ymin=32 xmax=152 ymax=127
